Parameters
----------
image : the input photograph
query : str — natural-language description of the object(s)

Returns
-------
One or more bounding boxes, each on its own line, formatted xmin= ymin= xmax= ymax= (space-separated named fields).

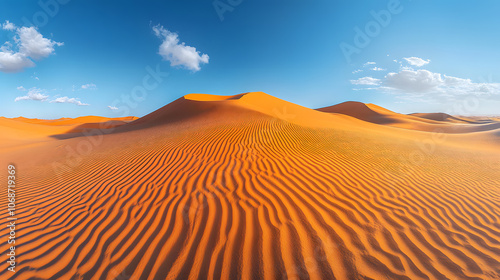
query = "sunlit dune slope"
xmin=0 ymin=116 xmax=137 ymax=147
xmin=1 ymin=92 xmax=499 ymax=280
xmin=12 ymin=116 xmax=138 ymax=126
xmin=0 ymin=117 xmax=73 ymax=151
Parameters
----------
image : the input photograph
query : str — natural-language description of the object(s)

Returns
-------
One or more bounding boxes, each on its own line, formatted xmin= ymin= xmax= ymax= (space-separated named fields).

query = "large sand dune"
xmin=1 ymin=92 xmax=499 ymax=280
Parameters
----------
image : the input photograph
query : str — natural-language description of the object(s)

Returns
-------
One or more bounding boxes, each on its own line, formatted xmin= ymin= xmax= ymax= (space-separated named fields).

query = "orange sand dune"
xmin=318 ymin=101 xmax=500 ymax=134
xmin=0 ymin=117 xmax=73 ymax=151
xmin=1 ymin=116 xmax=137 ymax=144
xmin=12 ymin=116 xmax=138 ymax=126
xmin=1 ymin=92 xmax=499 ymax=280
xmin=409 ymin=113 xmax=482 ymax=124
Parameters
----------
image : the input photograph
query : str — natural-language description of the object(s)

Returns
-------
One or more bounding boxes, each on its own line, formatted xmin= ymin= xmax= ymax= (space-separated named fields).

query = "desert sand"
xmin=1 ymin=92 xmax=499 ymax=280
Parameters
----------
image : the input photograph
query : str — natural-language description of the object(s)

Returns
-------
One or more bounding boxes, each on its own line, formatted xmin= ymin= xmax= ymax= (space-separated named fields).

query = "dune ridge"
xmin=1 ymin=92 xmax=499 ymax=280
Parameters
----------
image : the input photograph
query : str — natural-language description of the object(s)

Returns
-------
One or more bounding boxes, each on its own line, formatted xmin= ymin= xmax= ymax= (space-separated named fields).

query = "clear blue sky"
xmin=1 ymin=0 xmax=499 ymax=118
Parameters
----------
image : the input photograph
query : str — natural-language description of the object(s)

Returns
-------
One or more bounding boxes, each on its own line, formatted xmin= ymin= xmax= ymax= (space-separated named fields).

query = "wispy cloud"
xmin=384 ymin=69 xmax=500 ymax=97
xmin=15 ymin=86 xmax=90 ymax=105
xmin=81 ymin=83 xmax=97 ymax=90
xmin=350 ymin=76 xmax=381 ymax=86
xmin=352 ymin=56 xmax=500 ymax=101
xmin=50 ymin=96 xmax=89 ymax=106
xmin=403 ymin=57 xmax=430 ymax=67
xmin=108 ymin=106 xmax=118 ymax=110
xmin=152 ymin=24 xmax=209 ymax=72
xmin=351 ymin=66 xmax=500 ymax=104
xmin=2 ymin=20 xmax=16 ymax=31
xmin=14 ymin=87 xmax=48 ymax=101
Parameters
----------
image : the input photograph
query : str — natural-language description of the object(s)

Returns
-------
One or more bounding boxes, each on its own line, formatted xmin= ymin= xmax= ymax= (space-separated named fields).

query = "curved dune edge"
xmin=0 ymin=93 xmax=499 ymax=280
xmin=184 ymin=93 xmax=245 ymax=101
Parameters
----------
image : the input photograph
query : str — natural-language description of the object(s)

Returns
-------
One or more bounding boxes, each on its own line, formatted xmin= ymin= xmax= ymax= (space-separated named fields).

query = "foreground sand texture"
xmin=1 ymin=92 xmax=500 ymax=280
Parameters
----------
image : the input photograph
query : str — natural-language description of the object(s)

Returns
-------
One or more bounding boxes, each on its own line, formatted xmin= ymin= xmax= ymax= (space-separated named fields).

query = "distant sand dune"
xmin=409 ymin=113 xmax=481 ymax=124
xmin=318 ymin=101 xmax=500 ymax=134
xmin=1 ymin=92 xmax=499 ymax=280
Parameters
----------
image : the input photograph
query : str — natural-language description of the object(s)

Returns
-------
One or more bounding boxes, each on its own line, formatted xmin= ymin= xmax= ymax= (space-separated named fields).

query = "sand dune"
xmin=12 ymin=116 xmax=137 ymax=126
xmin=409 ymin=113 xmax=480 ymax=124
xmin=0 ymin=116 xmax=137 ymax=144
xmin=1 ymin=92 xmax=499 ymax=280
xmin=317 ymin=101 xmax=399 ymax=124
xmin=318 ymin=101 xmax=500 ymax=134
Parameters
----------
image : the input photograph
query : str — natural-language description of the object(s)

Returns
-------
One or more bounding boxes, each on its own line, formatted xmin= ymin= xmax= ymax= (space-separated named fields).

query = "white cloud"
xmin=371 ymin=67 xmax=386 ymax=71
xmin=386 ymin=69 xmax=441 ymax=93
xmin=0 ymin=42 xmax=12 ymax=52
xmin=403 ymin=57 xmax=430 ymax=67
xmin=363 ymin=61 xmax=376 ymax=67
xmin=81 ymin=83 xmax=97 ymax=90
xmin=353 ymin=59 xmax=500 ymax=112
xmin=0 ymin=51 xmax=35 ymax=72
xmin=0 ymin=24 xmax=63 ymax=73
xmin=350 ymin=76 xmax=381 ymax=86
xmin=152 ymin=24 xmax=209 ymax=72
xmin=108 ymin=106 xmax=118 ymax=110
xmin=384 ymin=69 xmax=500 ymax=96
xmin=14 ymin=87 xmax=48 ymax=102
xmin=352 ymin=69 xmax=363 ymax=74
xmin=17 ymin=27 xmax=64 ymax=60
xmin=352 ymin=87 xmax=379 ymax=91
xmin=400 ymin=66 xmax=414 ymax=71
xmin=14 ymin=86 xmax=90 ymax=106
xmin=2 ymin=20 xmax=16 ymax=31
xmin=50 ymin=96 xmax=89 ymax=106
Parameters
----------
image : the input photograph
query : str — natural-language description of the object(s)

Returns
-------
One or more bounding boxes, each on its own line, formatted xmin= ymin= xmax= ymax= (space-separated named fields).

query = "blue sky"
xmin=1 ymin=0 xmax=500 ymax=118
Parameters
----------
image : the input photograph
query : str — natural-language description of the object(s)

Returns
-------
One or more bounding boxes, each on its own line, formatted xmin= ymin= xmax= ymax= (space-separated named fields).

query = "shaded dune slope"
xmin=1 ymin=92 xmax=499 ymax=280
xmin=409 ymin=113 xmax=481 ymax=124
xmin=317 ymin=101 xmax=398 ymax=125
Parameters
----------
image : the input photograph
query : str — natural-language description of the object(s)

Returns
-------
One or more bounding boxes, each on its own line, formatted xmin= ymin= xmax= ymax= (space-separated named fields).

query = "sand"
xmin=1 ymin=92 xmax=499 ymax=280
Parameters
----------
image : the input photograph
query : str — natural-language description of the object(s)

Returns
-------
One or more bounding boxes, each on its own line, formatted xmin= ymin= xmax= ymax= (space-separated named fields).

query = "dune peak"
xmin=183 ymin=93 xmax=245 ymax=101
xmin=183 ymin=91 xmax=271 ymax=102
